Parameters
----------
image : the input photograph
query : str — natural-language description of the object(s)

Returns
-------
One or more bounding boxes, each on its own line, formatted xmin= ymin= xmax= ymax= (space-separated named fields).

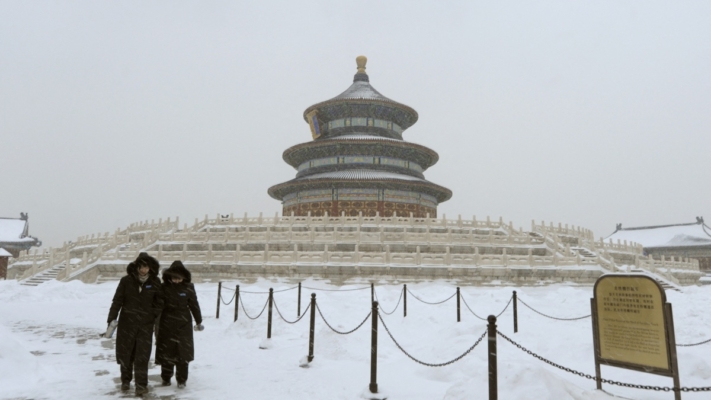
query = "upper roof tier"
xmin=302 ymin=56 xmax=419 ymax=138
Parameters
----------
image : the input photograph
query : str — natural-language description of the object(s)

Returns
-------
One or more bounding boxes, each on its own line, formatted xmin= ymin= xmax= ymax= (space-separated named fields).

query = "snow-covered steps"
xmin=628 ymin=268 xmax=681 ymax=292
xmin=20 ymin=264 xmax=66 ymax=287
xmin=573 ymin=247 xmax=596 ymax=258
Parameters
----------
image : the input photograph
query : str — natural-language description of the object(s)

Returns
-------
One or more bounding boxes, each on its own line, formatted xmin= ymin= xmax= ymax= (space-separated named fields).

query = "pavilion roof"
xmin=0 ymin=217 xmax=33 ymax=243
xmin=606 ymin=219 xmax=711 ymax=248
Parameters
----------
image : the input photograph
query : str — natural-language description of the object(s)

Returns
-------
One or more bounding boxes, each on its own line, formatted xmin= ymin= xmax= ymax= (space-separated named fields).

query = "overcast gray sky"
xmin=2 ymin=1 xmax=710 ymax=249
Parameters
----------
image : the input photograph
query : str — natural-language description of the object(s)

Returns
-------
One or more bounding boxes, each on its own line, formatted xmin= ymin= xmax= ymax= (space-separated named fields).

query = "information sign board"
xmin=591 ymin=274 xmax=681 ymax=399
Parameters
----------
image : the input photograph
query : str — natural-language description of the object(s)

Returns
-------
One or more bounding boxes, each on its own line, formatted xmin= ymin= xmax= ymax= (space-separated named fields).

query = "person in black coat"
xmin=107 ymin=254 xmax=163 ymax=395
xmin=155 ymin=261 xmax=203 ymax=388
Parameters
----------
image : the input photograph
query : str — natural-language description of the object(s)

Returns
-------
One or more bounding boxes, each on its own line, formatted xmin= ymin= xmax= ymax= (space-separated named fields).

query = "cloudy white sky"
xmin=2 ymin=1 xmax=710 ymax=248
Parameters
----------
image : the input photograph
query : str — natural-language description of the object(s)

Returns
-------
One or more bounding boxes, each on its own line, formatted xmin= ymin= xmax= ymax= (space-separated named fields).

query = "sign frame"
xmin=590 ymin=274 xmax=681 ymax=399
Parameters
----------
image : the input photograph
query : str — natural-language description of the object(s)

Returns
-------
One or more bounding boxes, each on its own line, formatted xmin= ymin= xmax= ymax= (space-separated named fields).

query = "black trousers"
xmin=161 ymin=361 xmax=189 ymax=383
xmin=120 ymin=340 xmax=150 ymax=387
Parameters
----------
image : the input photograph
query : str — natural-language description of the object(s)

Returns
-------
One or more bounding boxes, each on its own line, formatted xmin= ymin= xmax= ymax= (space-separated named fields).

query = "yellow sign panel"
xmin=594 ymin=275 xmax=669 ymax=371
xmin=306 ymin=110 xmax=321 ymax=140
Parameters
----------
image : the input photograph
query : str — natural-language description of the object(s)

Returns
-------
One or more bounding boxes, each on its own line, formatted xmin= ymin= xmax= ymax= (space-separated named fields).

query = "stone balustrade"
xmin=7 ymin=212 xmax=702 ymax=285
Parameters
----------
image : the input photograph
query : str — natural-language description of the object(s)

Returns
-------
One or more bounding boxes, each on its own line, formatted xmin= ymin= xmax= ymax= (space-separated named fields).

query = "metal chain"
xmin=496 ymin=296 xmax=513 ymax=318
xmin=240 ymin=296 xmax=269 ymax=320
xmin=301 ymin=285 xmax=370 ymax=292
xmin=459 ymin=294 xmax=487 ymax=320
xmin=240 ymin=286 xmax=298 ymax=294
xmin=379 ymin=313 xmax=487 ymax=367
xmin=315 ymin=303 xmax=371 ymax=335
xmin=373 ymin=287 xmax=404 ymax=315
xmin=517 ymin=298 xmax=590 ymax=321
xmin=461 ymin=296 xmax=513 ymax=321
xmin=496 ymin=330 xmax=711 ymax=392
xmin=406 ymin=288 xmax=457 ymax=305
xmin=677 ymin=337 xmax=711 ymax=347
xmin=272 ymin=298 xmax=311 ymax=324
xmin=220 ymin=291 xmax=236 ymax=305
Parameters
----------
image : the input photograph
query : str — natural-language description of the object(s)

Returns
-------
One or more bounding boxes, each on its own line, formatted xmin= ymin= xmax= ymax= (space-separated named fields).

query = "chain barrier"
xmin=458 ymin=296 xmax=510 ymax=319
xmin=220 ymin=291 xmax=236 ymax=305
xmin=373 ymin=287 xmax=404 ymax=315
xmin=517 ymin=298 xmax=590 ymax=321
xmin=459 ymin=295 xmax=487 ymax=320
xmin=405 ymin=288 xmax=457 ymax=305
xmin=240 ymin=297 xmax=270 ymax=320
xmin=272 ymin=298 xmax=311 ymax=324
xmin=315 ymin=303 xmax=371 ymax=335
xmin=240 ymin=286 xmax=298 ymax=294
xmin=495 ymin=296 xmax=513 ymax=318
xmin=677 ymin=337 xmax=711 ymax=347
xmin=378 ymin=313 xmax=487 ymax=367
xmin=301 ymin=285 xmax=370 ymax=292
xmin=496 ymin=330 xmax=711 ymax=393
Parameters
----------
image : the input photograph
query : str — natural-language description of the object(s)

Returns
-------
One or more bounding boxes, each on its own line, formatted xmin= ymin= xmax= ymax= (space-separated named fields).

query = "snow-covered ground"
xmin=1 ymin=278 xmax=710 ymax=400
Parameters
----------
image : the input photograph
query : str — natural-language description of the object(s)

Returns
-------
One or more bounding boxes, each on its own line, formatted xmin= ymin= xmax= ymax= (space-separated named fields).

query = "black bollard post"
xmin=369 ymin=301 xmax=379 ymax=394
xmin=403 ymin=284 xmax=407 ymax=317
xmin=488 ymin=315 xmax=498 ymax=400
xmin=216 ymin=281 xmax=222 ymax=319
xmin=308 ymin=293 xmax=316 ymax=362
xmin=267 ymin=288 xmax=274 ymax=339
xmin=457 ymin=287 xmax=461 ymax=322
xmin=371 ymin=282 xmax=374 ymax=304
xmin=234 ymin=285 xmax=240 ymax=322
xmin=513 ymin=291 xmax=518 ymax=333
xmin=298 ymin=282 xmax=302 ymax=317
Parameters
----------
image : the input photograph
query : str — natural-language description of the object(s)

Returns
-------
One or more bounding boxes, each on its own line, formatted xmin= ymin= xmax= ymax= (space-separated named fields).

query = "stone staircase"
xmin=572 ymin=247 xmax=596 ymax=258
xmin=628 ymin=268 xmax=681 ymax=292
xmin=20 ymin=264 xmax=67 ymax=287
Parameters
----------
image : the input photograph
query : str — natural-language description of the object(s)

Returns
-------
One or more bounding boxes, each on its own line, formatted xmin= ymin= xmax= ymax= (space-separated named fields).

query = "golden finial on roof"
xmin=356 ymin=55 xmax=367 ymax=74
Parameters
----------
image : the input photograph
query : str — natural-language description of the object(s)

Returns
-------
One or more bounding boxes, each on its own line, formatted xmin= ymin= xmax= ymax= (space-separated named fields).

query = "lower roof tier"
xmin=282 ymin=136 xmax=440 ymax=171
xmin=295 ymin=154 xmax=426 ymax=180
xmin=267 ymin=171 xmax=452 ymax=203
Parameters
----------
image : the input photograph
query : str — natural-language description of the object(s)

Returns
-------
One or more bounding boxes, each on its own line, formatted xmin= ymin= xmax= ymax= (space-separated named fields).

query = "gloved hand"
xmin=101 ymin=320 xmax=118 ymax=338
xmin=193 ymin=324 xmax=204 ymax=332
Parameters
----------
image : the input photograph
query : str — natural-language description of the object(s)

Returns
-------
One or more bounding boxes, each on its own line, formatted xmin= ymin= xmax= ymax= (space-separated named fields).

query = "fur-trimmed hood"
xmin=136 ymin=252 xmax=160 ymax=276
xmin=126 ymin=253 xmax=160 ymax=279
xmin=162 ymin=260 xmax=192 ymax=284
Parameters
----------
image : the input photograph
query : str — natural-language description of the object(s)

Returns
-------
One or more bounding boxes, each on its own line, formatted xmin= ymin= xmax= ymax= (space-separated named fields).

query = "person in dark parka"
xmin=155 ymin=261 xmax=203 ymax=388
xmin=107 ymin=254 xmax=163 ymax=395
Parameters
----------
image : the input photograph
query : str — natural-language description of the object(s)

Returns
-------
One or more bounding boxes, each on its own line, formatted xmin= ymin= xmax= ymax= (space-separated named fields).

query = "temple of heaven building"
xmin=268 ymin=56 xmax=452 ymax=218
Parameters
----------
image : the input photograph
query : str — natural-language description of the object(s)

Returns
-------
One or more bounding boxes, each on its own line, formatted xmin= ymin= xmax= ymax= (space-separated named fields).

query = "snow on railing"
xmin=8 ymin=216 xmax=180 ymax=281
xmin=8 ymin=212 xmax=701 ymax=284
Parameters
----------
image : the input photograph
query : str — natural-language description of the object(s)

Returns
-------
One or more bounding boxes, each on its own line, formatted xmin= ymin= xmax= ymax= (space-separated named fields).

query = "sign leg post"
xmin=665 ymin=303 xmax=682 ymax=400
xmin=590 ymin=298 xmax=602 ymax=390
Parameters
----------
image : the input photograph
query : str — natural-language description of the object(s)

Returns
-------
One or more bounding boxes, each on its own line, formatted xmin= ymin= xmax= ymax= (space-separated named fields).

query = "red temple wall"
xmin=283 ymin=200 xmax=436 ymax=218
